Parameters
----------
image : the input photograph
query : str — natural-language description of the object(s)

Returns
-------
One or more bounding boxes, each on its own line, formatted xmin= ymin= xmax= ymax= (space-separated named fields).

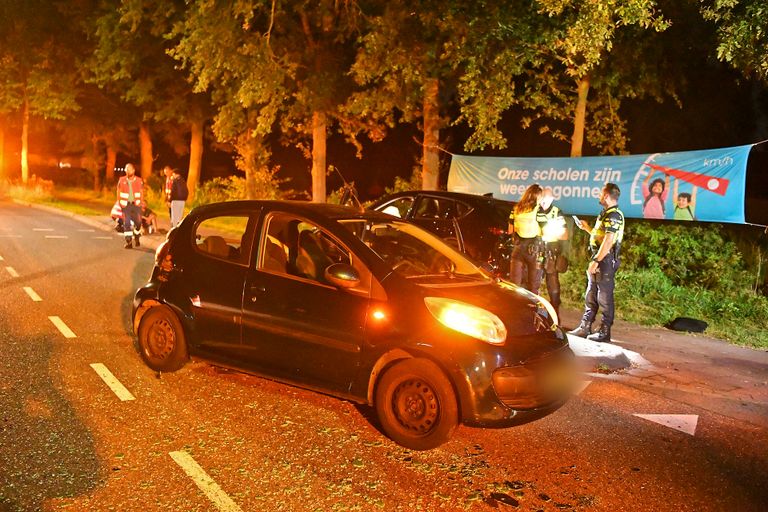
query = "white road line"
xmin=92 ymin=236 xmax=113 ymax=240
xmin=77 ymin=229 xmax=95 ymax=232
xmin=0 ymin=235 xmax=22 ymax=238
xmin=169 ymin=451 xmax=243 ymax=512
xmin=633 ymin=414 xmax=699 ymax=436
xmin=0 ymin=255 xmax=4 ymax=261
xmin=23 ymin=287 xmax=42 ymax=302
xmin=89 ymin=363 xmax=135 ymax=401
xmin=33 ymin=228 xmax=54 ymax=232
xmin=5 ymin=266 xmax=19 ymax=278
xmin=573 ymin=380 xmax=592 ymax=395
xmin=48 ymin=316 xmax=76 ymax=338
xmin=45 ymin=235 xmax=69 ymax=239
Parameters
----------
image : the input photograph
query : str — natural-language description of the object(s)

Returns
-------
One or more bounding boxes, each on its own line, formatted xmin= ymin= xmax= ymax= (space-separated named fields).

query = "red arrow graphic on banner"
xmin=647 ymin=163 xmax=730 ymax=196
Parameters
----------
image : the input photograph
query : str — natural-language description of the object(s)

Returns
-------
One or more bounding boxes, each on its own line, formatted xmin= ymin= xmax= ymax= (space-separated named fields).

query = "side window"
xmin=414 ymin=197 xmax=456 ymax=220
xmin=378 ymin=196 xmax=414 ymax=218
xmin=259 ymin=213 xmax=350 ymax=284
xmin=194 ymin=215 xmax=251 ymax=265
xmin=455 ymin=201 xmax=472 ymax=219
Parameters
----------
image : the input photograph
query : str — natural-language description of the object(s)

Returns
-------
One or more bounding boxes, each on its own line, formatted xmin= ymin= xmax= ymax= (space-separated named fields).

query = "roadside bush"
xmin=191 ymin=170 xmax=286 ymax=208
xmin=6 ymin=177 xmax=54 ymax=202
xmin=621 ymin=221 xmax=752 ymax=293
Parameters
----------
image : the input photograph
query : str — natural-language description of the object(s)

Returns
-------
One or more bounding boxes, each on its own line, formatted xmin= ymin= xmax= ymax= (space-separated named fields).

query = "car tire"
xmin=137 ymin=305 xmax=188 ymax=372
xmin=375 ymin=358 xmax=459 ymax=450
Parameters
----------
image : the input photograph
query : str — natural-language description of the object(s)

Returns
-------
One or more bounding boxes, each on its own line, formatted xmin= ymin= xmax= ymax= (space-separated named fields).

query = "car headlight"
xmin=424 ymin=297 xmax=507 ymax=345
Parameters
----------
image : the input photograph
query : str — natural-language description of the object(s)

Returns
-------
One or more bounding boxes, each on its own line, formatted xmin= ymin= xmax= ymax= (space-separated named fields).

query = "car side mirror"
xmin=324 ymin=263 xmax=360 ymax=289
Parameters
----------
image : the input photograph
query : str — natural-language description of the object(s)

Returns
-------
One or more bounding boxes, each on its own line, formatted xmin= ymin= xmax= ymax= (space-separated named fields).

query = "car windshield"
xmin=341 ymin=219 xmax=489 ymax=281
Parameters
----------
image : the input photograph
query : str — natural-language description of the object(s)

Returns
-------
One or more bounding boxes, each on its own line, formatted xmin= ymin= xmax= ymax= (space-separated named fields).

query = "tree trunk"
xmin=92 ymin=137 xmax=102 ymax=192
xmin=0 ymin=122 xmax=5 ymax=181
xmin=21 ymin=95 xmax=30 ymax=184
xmin=311 ymin=111 xmax=326 ymax=203
xmin=187 ymin=118 xmax=204 ymax=202
xmin=105 ymin=145 xmax=117 ymax=187
xmin=422 ymin=77 xmax=440 ymax=190
xmin=139 ymin=121 xmax=153 ymax=180
xmin=570 ymin=76 xmax=590 ymax=158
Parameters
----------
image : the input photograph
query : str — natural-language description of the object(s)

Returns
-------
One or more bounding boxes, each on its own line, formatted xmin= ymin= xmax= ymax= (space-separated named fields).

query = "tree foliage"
xmin=701 ymin=0 xmax=768 ymax=83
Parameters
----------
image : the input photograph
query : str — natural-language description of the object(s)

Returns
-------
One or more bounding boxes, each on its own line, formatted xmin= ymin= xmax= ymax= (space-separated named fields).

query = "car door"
xmin=182 ymin=211 xmax=256 ymax=361
xmin=241 ymin=212 xmax=371 ymax=395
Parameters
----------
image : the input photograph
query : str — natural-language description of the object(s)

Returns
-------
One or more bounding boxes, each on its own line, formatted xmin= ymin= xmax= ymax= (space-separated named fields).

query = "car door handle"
xmin=250 ymin=285 xmax=267 ymax=293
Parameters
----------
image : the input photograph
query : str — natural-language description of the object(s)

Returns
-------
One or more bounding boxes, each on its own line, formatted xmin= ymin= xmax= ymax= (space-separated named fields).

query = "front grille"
xmin=492 ymin=349 xmax=575 ymax=409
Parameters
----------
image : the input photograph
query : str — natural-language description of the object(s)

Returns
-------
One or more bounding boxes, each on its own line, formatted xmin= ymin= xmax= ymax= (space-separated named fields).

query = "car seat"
xmin=296 ymin=230 xmax=333 ymax=280
xmin=263 ymin=236 xmax=288 ymax=273
xmin=200 ymin=235 xmax=230 ymax=259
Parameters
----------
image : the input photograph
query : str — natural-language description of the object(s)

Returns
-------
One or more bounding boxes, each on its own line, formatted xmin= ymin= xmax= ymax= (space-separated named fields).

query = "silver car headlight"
xmin=424 ymin=297 xmax=507 ymax=345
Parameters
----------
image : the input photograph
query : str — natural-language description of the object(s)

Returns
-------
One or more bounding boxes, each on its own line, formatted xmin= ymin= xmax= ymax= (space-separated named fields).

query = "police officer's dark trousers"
xmin=581 ymin=254 xmax=620 ymax=328
xmin=510 ymin=240 xmax=543 ymax=294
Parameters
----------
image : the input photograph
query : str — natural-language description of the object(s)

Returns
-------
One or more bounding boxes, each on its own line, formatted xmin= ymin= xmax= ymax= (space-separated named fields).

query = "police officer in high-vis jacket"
xmin=569 ymin=183 xmax=625 ymax=343
xmin=537 ymin=187 xmax=568 ymax=320
xmin=508 ymin=184 xmax=544 ymax=294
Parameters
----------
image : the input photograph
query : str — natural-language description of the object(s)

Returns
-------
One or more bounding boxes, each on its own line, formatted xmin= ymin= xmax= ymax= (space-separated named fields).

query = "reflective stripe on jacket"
xmin=117 ymin=176 xmax=144 ymax=207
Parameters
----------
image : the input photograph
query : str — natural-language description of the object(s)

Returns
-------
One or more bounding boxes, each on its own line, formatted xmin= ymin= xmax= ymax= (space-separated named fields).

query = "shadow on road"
xmin=0 ymin=318 xmax=102 ymax=510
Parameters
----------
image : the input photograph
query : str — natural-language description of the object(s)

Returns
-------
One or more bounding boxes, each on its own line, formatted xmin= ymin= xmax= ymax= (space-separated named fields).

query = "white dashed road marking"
xmin=5 ymin=266 xmax=19 ymax=277
xmin=573 ymin=380 xmax=592 ymax=395
xmin=89 ymin=363 xmax=135 ymax=401
xmin=169 ymin=451 xmax=244 ymax=512
xmin=45 ymin=235 xmax=68 ymax=239
xmin=33 ymin=228 xmax=54 ymax=232
xmin=92 ymin=236 xmax=113 ymax=240
xmin=0 ymin=255 xmax=4 ymax=261
xmin=633 ymin=414 xmax=699 ymax=436
xmin=48 ymin=316 xmax=77 ymax=338
xmin=0 ymin=235 xmax=22 ymax=238
xmin=23 ymin=287 xmax=42 ymax=302
xmin=77 ymin=229 xmax=95 ymax=232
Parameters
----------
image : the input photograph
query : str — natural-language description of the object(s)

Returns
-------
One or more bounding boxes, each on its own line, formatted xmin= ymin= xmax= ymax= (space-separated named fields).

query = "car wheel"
xmin=375 ymin=358 xmax=459 ymax=450
xmin=137 ymin=305 xmax=188 ymax=372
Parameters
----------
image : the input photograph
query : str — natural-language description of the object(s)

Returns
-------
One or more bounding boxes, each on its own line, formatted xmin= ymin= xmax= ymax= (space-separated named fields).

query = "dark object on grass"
xmin=666 ymin=317 xmax=708 ymax=333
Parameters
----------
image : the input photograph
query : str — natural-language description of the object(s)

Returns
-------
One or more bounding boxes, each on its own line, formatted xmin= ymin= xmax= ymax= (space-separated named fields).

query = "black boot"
xmin=567 ymin=320 xmax=592 ymax=337
xmin=587 ymin=325 xmax=612 ymax=343
xmin=124 ymin=238 xmax=133 ymax=249
xmin=134 ymin=234 xmax=141 ymax=247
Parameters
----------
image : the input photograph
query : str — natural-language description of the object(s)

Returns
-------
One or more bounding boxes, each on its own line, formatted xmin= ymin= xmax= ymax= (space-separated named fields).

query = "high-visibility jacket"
xmin=537 ymin=204 xmax=567 ymax=243
xmin=117 ymin=176 xmax=144 ymax=208
xmin=590 ymin=205 xmax=625 ymax=256
xmin=164 ymin=176 xmax=172 ymax=202
xmin=509 ymin=208 xmax=541 ymax=239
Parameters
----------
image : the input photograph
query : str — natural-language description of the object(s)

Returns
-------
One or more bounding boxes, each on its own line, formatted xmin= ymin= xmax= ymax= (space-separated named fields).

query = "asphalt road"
xmin=1 ymin=201 xmax=766 ymax=512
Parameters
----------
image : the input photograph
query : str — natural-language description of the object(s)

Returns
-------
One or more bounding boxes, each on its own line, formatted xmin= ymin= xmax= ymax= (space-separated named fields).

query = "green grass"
xmin=560 ymin=266 xmax=768 ymax=350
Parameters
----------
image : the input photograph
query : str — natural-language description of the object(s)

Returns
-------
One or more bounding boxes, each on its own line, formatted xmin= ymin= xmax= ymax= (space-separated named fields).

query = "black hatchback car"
xmin=369 ymin=191 xmax=515 ymax=276
xmin=133 ymin=201 xmax=574 ymax=450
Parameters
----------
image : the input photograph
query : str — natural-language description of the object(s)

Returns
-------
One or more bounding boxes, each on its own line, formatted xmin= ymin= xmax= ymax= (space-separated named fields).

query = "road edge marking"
xmin=89 ymin=363 xmax=135 ymax=401
xmin=169 ymin=451 xmax=244 ymax=512
xmin=5 ymin=266 xmax=19 ymax=277
xmin=48 ymin=316 xmax=77 ymax=338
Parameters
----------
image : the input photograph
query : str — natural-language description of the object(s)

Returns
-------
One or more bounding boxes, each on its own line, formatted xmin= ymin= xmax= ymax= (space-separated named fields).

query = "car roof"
xmin=189 ymin=200 xmax=395 ymax=222
xmin=370 ymin=190 xmax=515 ymax=207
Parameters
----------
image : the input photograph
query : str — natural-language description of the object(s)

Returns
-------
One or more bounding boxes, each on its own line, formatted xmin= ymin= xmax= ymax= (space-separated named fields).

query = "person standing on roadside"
xmin=163 ymin=165 xmax=173 ymax=219
xmin=117 ymin=163 xmax=144 ymax=249
xmin=169 ymin=168 xmax=189 ymax=228
xmin=537 ymin=187 xmax=568 ymax=320
xmin=568 ymin=183 xmax=625 ymax=343
xmin=508 ymin=184 xmax=544 ymax=294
